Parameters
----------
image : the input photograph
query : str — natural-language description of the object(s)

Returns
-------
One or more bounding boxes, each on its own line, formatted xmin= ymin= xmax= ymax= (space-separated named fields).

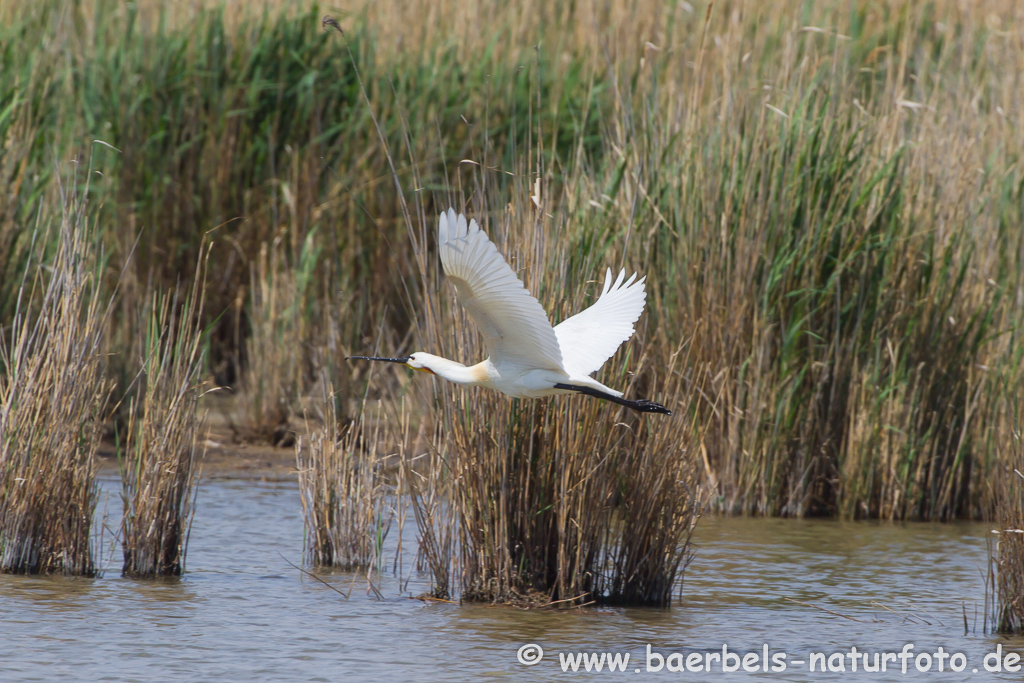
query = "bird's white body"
xmin=407 ymin=354 xmax=617 ymax=400
xmin=352 ymin=208 xmax=670 ymax=415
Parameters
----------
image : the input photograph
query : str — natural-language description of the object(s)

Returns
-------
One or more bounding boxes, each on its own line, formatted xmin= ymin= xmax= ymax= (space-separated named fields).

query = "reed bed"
xmin=2 ymin=0 xmax=1023 ymax=553
xmin=119 ymin=259 xmax=208 ymax=578
xmin=0 ymin=181 xmax=108 ymax=576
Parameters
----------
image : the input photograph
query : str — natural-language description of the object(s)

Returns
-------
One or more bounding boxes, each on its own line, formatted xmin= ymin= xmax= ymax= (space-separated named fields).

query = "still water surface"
xmin=2 ymin=477 xmax=1022 ymax=681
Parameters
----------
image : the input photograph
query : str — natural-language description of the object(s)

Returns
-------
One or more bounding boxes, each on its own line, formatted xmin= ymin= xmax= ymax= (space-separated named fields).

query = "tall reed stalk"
xmin=0 ymin=180 xmax=109 ymax=576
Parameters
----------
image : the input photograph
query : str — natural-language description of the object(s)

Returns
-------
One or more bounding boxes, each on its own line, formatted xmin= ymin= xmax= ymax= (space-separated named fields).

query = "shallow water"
xmin=2 ymin=478 xmax=1022 ymax=681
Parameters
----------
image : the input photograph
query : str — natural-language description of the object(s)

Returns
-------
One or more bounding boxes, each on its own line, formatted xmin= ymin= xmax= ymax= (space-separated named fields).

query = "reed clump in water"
xmin=0 ymin=184 xmax=109 ymax=576
xmin=297 ymin=378 xmax=392 ymax=570
xmin=119 ymin=258 xmax=208 ymax=578
xmin=440 ymin=374 xmax=703 ymax=607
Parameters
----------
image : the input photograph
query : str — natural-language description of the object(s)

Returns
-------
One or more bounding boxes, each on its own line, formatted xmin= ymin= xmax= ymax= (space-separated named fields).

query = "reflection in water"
xmin=1 ymin=478 xmax=1022 ymax=681
xmin=121 ymin=578 xmax=200 ymax=608
xmin=2 ymin=575 xmax=98 ymax=612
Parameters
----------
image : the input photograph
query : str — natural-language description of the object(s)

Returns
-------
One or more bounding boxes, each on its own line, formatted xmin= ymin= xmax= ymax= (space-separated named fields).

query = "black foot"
xmin=633 ymin=399 xmax=671 ymax=415
xmin=554 ymin=383 xmax=672 ymax=416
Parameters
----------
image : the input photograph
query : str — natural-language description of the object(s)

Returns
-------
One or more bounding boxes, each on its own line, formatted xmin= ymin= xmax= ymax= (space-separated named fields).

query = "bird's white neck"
xmin=415 ymin=353 xmax=492 ymax=387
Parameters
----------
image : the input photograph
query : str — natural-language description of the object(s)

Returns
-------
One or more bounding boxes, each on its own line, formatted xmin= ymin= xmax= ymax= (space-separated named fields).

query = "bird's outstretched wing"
xmin=554 ymin=268 xmax=646 ymax=376
xmin=438 ymin=209 xmax=564 ymax=371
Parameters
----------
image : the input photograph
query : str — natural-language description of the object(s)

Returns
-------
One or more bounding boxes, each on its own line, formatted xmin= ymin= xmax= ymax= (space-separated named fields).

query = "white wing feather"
xmin=554 ymin=268 xmax=646 ymax=376
xmin=438 ymin=209 xmax=564 ymax=371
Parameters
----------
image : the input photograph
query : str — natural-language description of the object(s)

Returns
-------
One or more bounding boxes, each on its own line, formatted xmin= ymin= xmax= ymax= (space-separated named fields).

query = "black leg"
xmin=554 ymin=383 xmax=671 ymax=416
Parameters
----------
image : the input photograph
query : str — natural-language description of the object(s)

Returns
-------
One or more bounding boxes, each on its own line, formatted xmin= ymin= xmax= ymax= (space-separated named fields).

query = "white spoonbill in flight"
xmin=350 ymin=208 xmax=670 ymax=415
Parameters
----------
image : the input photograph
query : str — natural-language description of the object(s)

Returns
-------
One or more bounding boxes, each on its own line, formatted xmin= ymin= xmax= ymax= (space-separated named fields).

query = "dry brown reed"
xmin=296 ymin=377 xmax=392 ymax=570
xmin=0 ymin=179 xmax=109 ymax=575
xmin=119 ymin=254 xmax=208 ymax=578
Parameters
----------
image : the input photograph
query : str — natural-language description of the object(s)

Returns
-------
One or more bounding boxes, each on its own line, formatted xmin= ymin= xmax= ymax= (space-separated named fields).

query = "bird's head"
xmin=405 ymin=352 xmax=437 ymax=374
xmin=347 ymin=352 xmax=436 ymax=375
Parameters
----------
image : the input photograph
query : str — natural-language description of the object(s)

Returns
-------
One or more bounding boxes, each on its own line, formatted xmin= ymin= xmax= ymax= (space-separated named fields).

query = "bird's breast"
xmin=484 ymin=363 xmax=566 ymax=399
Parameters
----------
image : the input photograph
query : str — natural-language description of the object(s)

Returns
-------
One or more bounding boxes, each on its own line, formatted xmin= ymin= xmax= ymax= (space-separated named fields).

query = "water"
xmin=2 ymin=478 xmax=1022 ymax=681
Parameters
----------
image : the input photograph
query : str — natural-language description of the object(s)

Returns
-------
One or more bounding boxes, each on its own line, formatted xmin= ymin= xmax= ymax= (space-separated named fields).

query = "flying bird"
xmin=350 ymin=209 xmax=670 ymax=415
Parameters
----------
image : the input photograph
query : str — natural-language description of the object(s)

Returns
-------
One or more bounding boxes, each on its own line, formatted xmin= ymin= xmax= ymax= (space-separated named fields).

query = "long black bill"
xmin=347 ymin=355 xmax=411 ymax=364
